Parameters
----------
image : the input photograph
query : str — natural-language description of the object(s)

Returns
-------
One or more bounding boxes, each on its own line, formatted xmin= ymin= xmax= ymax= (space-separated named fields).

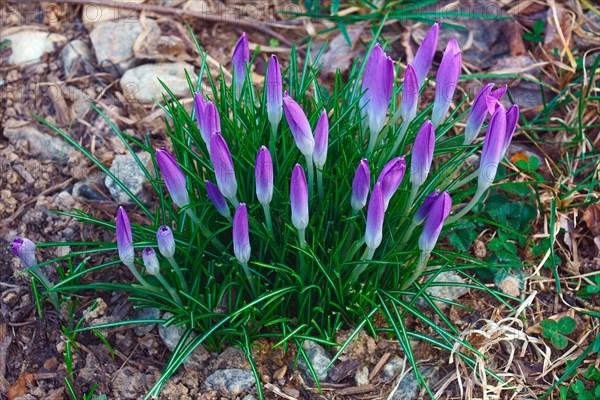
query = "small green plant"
xmin=540 ymin=317 xmax=576 ymax=350
xmin=560 ymin=365 xmax=600 ymax=400
xmin=523 ymin=19 xmax=545 ymax=44
xmin=576 ymin=274 xmax=600 ymax=299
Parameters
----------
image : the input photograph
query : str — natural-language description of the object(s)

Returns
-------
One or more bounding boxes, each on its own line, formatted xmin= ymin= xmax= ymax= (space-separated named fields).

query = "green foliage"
xmin=576 ymin=274 xmax=600 ymax=299
xmin=522 ymin=20 xmax=545 ymax=44
xmin=540 ymin=317 xmax=576 ymax=350
xmin=559 ymin=365 xmax=600 ymax=400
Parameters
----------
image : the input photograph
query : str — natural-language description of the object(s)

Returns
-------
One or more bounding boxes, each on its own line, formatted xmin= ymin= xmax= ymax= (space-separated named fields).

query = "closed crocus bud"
xmin=255 ymin=146 xmax=273 ymax=206
xmin=194 ymin=92 xmax=208 ymax=142
xmin=418 ymin=190 xmax=452 ymax=253
xmin=413 ymin=189 xmax=440 ymax=224
xmin=232 ymin=32 xmax=249 ymax=100
xmin=413 ymin=22 xmax=440 ymax=88
xmin=503 ymin=105 xmax=519 ymax=154
xmin=410 ymin=120 xmax=435 ymax=187
xmin=313 ymin=110 xmax=329 ymax=169
xmin=266 ymin=55 xmax=283 ymax=134
xmin=360 ymin=44 xmax=394 ymax=137
xmin=401 ymin=64 xmax=419 ymax=126
xmin=156 ymin=148 xmax=190 ymax=209
xmin=156 ymin=226 xmax=176 ymax=258
xmin=142 ymin=247 xmax=160 ymax=276
xmin=365 ymin=182 xmax=385 ymax=251
xmin=201 ymin=102 xmax=221 ymax=148
xmin=478 ymin=106 xmax=507 ymax=191
xmin=233 ymin=203 xmax=251 ymax=264
xmin=376 ymin=157 xmax=407 ymax=210
xmin=431 ymin=38 xmax=462 ymax=128
xmin=10 ymin=237 xmax=37 ymax=268
xmin=283 ymin=92 xmax=314 ymax=157
xmin=206 ymin=180 xmax=231 ymax=219
xmin=210 ymin=133 xmax=238 ymax=201
xmin=351 ymin=159 xmax=370 ymax=211
xmin=464 ymin=83 xmax=494 ymax=145
xmin=116 ymin=206 xmax=135 ymax=268
xmin=290 ymin=164 xmax=309 ymax=230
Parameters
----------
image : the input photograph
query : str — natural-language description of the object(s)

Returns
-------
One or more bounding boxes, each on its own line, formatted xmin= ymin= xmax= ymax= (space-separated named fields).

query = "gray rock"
xmin=132 ymin=307 xmax=160 ymax=336
xmin=390 ymin=366 xmax=438 ymax=400
xmin=90 ymin=19 xmax=160 ymax=70
xmin=298 ymin=340 xmax=331 ymax=381
xmin=204 ymin=369 xmax=255 ymax=396
xmin=1 ymin=28 xmax=66 ymax=65
xmin=72 ymin=177 xmax=108 ymax=201
xmin=158 ymin=312 xmax=210 ymax=368
xmin=382 ymin=356 xmax=404 ymax=381
xmin=355 ymin=365 xmax=369 ymax=386
xmin=419 ymin=271 xmax=469 ymax=310
xmin=53 ymin=191 xmax=77 ymax=211
xmin=111 ymin=366 xmax=149 ymax=399
xmin=3 ymin=124 xmax=74 ymax=162
xmin=104 ymin=152 xmax=151 ymax=204
xmin=61 ymin=39 xmax=92 ymax=75
xmin=120 ymin=62 xmax=196 ymax=103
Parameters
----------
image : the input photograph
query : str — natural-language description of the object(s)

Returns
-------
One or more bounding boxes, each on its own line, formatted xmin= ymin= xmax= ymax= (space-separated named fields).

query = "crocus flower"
xmin=10 ymin=237 xmax=37 ymax=268
xmin=410 ymin=120 xmax=435 ymax=187
xmin=283 ymin=92 xmax=314 ymax=157
xmin=200 ymin=102 xmax=221 ymax=149
xmin=464 ymin=84 xmax=494 ymax=145
xmin=365 ymin=182 xmax=384 ymax=251
xmin=194 ymin=92 xmax=207 ymax=139
xmin=413 ymin=189 xmax=440 ymax=224
xmin=478 ymin=106 xmax=507 ymax=191
xmin=233 ymin=203 xmax=251 ymax=264
xmin=418 ymin=190 xmax=452 ymax=253
xmin=360 ymin=44 xmax=395 ymax=138
xmin=376 ymin=157 xmax=406 ymax=210
xmin=206 ymin=180 xmax=231 ymax=219
xmin=156 ymin=148 xmax=190 ymax=209
xmin=142 ymin=247 xmax=160 ymax=276
xmin=156 ymin=226 xmax=176 ymax=258
xmin=351 ymin=159 xmax=370 ymax=211
xmin=266 ymin=55 xmax=283 ymax=134
xmin=413 ymin=22 xmax=440 ymax=88
xmin=431 ymin=38 xmax=462 ymax=128
xmin=116 ymin=206 xmax=134 ymax=268
xmin=401 ymin=64 xmax=419 ymax=126
xmin=255 ymin=146 xmax=273 ymax=206
xmin=210 ymin=133 xmax=238 ymax=202
xmin=232 ymin=32 xmax=249 ymax=100
xmin=290 ymin=164 xmax=309 ymax=230
xmin=503 ymin=105 xmax=519 ymax=154
xmin=313 ymin=110 xmax=329 ymax=169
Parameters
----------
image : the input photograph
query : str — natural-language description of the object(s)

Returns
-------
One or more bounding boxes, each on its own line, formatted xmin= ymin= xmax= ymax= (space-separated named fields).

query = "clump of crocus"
xmin=232 ymin=32 xmax=249 ymax=100
xmin=431 ymin=38 xmax=462 ymax=128
xmin=266 ymin=55 xmax=283 ymax=137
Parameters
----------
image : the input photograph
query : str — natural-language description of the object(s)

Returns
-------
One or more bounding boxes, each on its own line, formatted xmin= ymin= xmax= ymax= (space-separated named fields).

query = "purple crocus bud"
xmin=365 ymin=182 xmax=384 ymax=251
xmin=156 ymin=148 xmax=190 ymax=209
xmin=156 ymin=226 xmax=176 ymax=258
xmin=255 ymin=146 xmax=273 ymax=206
xmin=464 ymin=83 xmax=494 ymax=145
xmin=194 ymin=92 xmax=208 ymax=141
xmin=233 ymin=203 xmax=251 ymax=264
xmin=313 ymin=110 xmax=329 ymax=169
xmin=410 ymin=120 xmax=435 ymax=187
xmin=503 ymin=105 xmax=519 ymax=154
xmin=201 ymin=102 xmax=221 ymax=149
xmin=283 ymin=92 xmax=314 ymax=157
xmin=10 ymin=237 xmax=37 ymax=268
xmin=210 ymin=133 xmax=238 ymax=201
xmin=478 ymin=106 xmax=507 ymax=191
xmin=431 ymin=38 xmax=462 ymax=128
xmin=413 ymin=189 xmax=440 ymax=224
xmin=116 ymin=206 xmax=134 ymax=268
xmin=413 ymin=22 xmax=440 ymax=88
xmin=142 ymin=247 xmax=160 ymax=276
xmin=401 ymin=64 xmax=419 ymax=127
xmin=376 ymin=157 xmax=407 ymax=210
xmin=232 ymin=32 xmax=249 ymax=100
xmin=206 ymin=180 xmax=231 ymax=219
xmin=418 ymin=190 xmax=452 ymax=253
xmin=360 ymin=44 xmax=395 ymax=137
xmin=351 ymin=159 xmax=370 ymax=211
xmin=266 ymin=55 xmax=283 ymax=133
xmin=290 ymin=164 xmax=309 ymax=230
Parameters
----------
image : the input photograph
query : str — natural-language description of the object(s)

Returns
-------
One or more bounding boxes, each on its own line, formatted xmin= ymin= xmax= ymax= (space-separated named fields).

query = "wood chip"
xmin=369 ymin=352 xmax=390 ymax=381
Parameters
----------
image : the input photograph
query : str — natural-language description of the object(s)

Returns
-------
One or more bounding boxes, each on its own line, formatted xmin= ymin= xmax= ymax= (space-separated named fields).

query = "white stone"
xmin=104 ymin=152 xmax=151 ymax=204
xmin=1 ymin=29 xmax=66 ymax=65
xmin=120 ymin=62 xmax=196 ymax=103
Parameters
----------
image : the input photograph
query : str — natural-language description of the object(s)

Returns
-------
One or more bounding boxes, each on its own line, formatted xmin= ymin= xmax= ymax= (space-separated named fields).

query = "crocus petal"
xmin=10 ymin=237 xmax=37 ymax=268
xmin=351 ymin=159 xmax=371 ymax=211
xmin=233 ymin=203 xmax=251 ymax=264
xmin=232 ymin=32 xmax=249 ymax=99
xmin=206 ymin=180 xmax=231 ymax=219
xmin=478 ymin=106 xmax=507 ymax=190
xmin=410 ymin=120 xmax=435 ymax=187
xmin=503 ymin=105 xmax=519 ymax=154
xmin=490 ymin=85 xmax=507 ymax=101
xmin=365 ymin=182 xmax=385 ymax=251
xmin=431 ymin=38 xmax=462 ymax=128
xmin=283 ymin=92 xmax=314 ymax=157
xmin=203 ymin=102 xmax=221 ymax=147
xmin=194 ymin=92 xmax=208 ymax=145
xmin=368 ymin=52 xmax=394 ymax=136
xmin=116 ymin=206 xmax=134 ymax=268
xmin=418 ymin=190 xmax=452 ymax=253
xmin=255 ymin=146 xmax=274 ymax=206
xmin=142 ymin=247 xmax=160 ymax=276
xmin=313 ymin=110 xmax=329 ymax=169
xmin=290 ymin=164 xmax=309 ymax=230
xmin=266 ymin=55 xmax=283 ymax=133
xmin=413 ymin=189 xmax=440 ymax=224
xmin=413 ymin=22 xmax=440 ymax=88
xmin=210 ymin=133 xmax=238 ymax=201
xmin=401 ymin=64 xmax=419 ymax=127
xmin=156 ymin=226 xmax=176 ymax=258
xmin=464 ymin=83 xmax=494 ymax=145
xmin=156 ymin=148 xmax=190 ymax=208
xmin=485 ymin=94 xmax=501 ymax=115
xmin=376 ymin=157 xmax=407 ymax=210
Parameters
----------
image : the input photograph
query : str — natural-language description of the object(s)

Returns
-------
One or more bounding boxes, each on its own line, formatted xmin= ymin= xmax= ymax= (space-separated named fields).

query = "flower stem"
xmin=400 ymin=251 xmax=430 ymax=290
xmin=262 ymin=202 xmax=275 ymax=237
xmin=185 ymin=208 xmax=224 ymax=251
xmin=32 ymin=270 xmax=60 ymax=309
xmin=298 ymin=228 xmax=306 ymax=247
xmin=448 ymin=168 xmax=479 ymax=191
xmin=155 ymin=272 xmax=182 ymax=305
xmin=305 ymin=154 xmax=314 ymax=199
xmin=241 ymin=261 xmax=256 ymax=297
xmin=444 ymin=185 xmax=486 ymax=225
xmin=401 ymin=184 xmax=420 ymax=217
xmin=317 ymin=169 xmax=324 ymax=200
xmin=399 ymin=220 xmax=418 ymax=246
xmin=125 ymin=263 xmax=151 ymax=287
xmin=390 ymin=120 xmax=409 ymax=157
xmin=167 ymin=256 xmax=189 ymax=293
xmin=350 ymin=246 xmax=375 ymax=282
xmin=366 ymin=129 xmax=378 ymax=155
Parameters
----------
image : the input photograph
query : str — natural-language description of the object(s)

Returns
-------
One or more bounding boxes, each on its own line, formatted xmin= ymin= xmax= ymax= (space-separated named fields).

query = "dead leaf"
xmin=7 ymin=374 xmax=36 ymax=400
xmin=318 ymin=25 xmax=364 ymax=78
xmin=583 ymin=203 xmax=600 ymax=237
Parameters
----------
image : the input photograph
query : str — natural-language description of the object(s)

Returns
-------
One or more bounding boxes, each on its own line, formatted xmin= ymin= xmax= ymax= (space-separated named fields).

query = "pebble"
xmin=120 ymin=62 xmax=196 ymax=103
xmin=132 ymin=307 xmax=161 ymax=336
xmin=204 ymin=369 xmax=255 ymax=396
xmin=382 ymin=356 xmax=405 ymax=381
xmin=2 ymin=28 xmax=67 ymax=65
xmin=104 ymin=152 xmax=151 ymax=204
xmin=298 ymin=340 xmax=331 ymax=381
xmin=60 ymin=39 xmax=92 ymax=75
xmin=390 ymin=366 xmax=438 ymax=400
xmin=158 ymin=312 xmax=210 ymax=368
xmin=355 ymin=365 xmax=369 ymax=386
xmin=420 ymin=271 xmax=469 ymax=310
xmin=53 ymin=191 xmax=76 ymax=212
xmin=3 ymin=124 xmax=74 ymax=162
xmin=72 ymin=177 xmax=108 ymax=201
